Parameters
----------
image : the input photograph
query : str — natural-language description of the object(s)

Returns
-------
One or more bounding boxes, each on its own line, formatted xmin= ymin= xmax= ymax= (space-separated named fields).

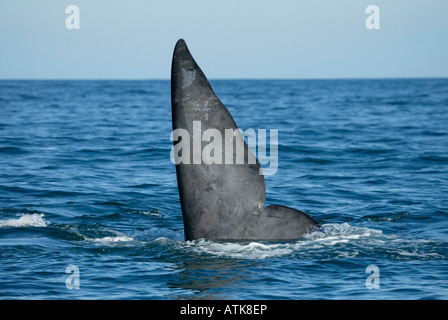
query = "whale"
xmin=171 ymin=39 xmax=320 ymax=240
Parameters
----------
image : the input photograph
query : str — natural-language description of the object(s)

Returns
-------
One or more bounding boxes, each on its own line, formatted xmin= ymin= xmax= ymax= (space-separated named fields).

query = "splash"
xmin=181 ymin=223 xmax=383 ymax=259
xmin=0 ymin=214 xmax=48 ymax=228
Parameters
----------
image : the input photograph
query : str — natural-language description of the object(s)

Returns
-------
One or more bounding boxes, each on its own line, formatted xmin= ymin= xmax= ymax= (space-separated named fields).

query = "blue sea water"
xmin=0 ymin=79 xmax=447 ymax=300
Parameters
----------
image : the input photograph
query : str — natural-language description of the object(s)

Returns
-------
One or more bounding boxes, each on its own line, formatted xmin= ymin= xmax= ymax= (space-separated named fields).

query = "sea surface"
xmin=0 ymin=79 xmax=447 ymax=300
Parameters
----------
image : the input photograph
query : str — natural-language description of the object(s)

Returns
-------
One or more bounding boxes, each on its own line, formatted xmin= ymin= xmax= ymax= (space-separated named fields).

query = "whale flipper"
xmin=171 ymin=39 xmax=320 ymax=240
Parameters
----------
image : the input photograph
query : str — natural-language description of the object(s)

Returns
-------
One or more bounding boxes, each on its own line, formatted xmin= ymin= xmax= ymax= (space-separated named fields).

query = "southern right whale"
xmin=171 ymin=39 xmax=321 ymax=240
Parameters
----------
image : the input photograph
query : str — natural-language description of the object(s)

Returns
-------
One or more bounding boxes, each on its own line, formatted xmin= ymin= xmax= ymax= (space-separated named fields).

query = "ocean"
xmin=0 ymin=79 xmax=447 ymax=300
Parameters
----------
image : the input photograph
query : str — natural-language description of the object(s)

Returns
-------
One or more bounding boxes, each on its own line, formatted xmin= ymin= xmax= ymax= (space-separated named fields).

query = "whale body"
xmin=171 ymin=39 xmax=320 ymax=240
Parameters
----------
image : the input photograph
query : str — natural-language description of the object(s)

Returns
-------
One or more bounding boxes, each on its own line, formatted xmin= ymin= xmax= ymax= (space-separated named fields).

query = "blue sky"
xmin=0 ymin=0 xmax=447 ymax=79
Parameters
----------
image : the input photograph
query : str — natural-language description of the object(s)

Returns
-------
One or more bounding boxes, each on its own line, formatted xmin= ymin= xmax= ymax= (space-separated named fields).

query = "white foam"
xmin=304 ymin=223 xmax=382 ymax=242
xmin=138 ymin=210 xmax=162 ymax=217
xmin=0 ymin=214 xmax=48 ymax=228
xmin=184 ymin=239 xmax=294 ymax=259
xmin=92 ymin=236 xmax=134 ymax=242
xmin=182 ymin=223 xmax=383 ymax=259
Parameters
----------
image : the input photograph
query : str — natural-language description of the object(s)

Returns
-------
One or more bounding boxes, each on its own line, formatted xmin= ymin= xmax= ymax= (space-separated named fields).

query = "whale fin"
xmin=171 ymin=39 xmax=320 ymax=240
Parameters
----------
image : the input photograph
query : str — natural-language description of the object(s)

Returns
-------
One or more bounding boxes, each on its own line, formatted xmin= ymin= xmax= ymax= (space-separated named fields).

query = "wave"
xmin=2 ymin=214 xmax=443 ymax=262
xmin=90 ymin=236 xmax=135 ymax=243
xmin=78 ymin=227 xmax=136 ymax=243
xmin=0 ymin=214 xmax=48 ymax=228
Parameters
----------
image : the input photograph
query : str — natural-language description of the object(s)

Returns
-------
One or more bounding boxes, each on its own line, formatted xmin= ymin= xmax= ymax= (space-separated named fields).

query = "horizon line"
xmin=0 ymin=76 xmax=447 ymax=81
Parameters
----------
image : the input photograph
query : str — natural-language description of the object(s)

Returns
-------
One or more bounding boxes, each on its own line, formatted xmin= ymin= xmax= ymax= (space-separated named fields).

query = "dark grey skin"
xmin=171 ymin=39 xmax=321 ymax=241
